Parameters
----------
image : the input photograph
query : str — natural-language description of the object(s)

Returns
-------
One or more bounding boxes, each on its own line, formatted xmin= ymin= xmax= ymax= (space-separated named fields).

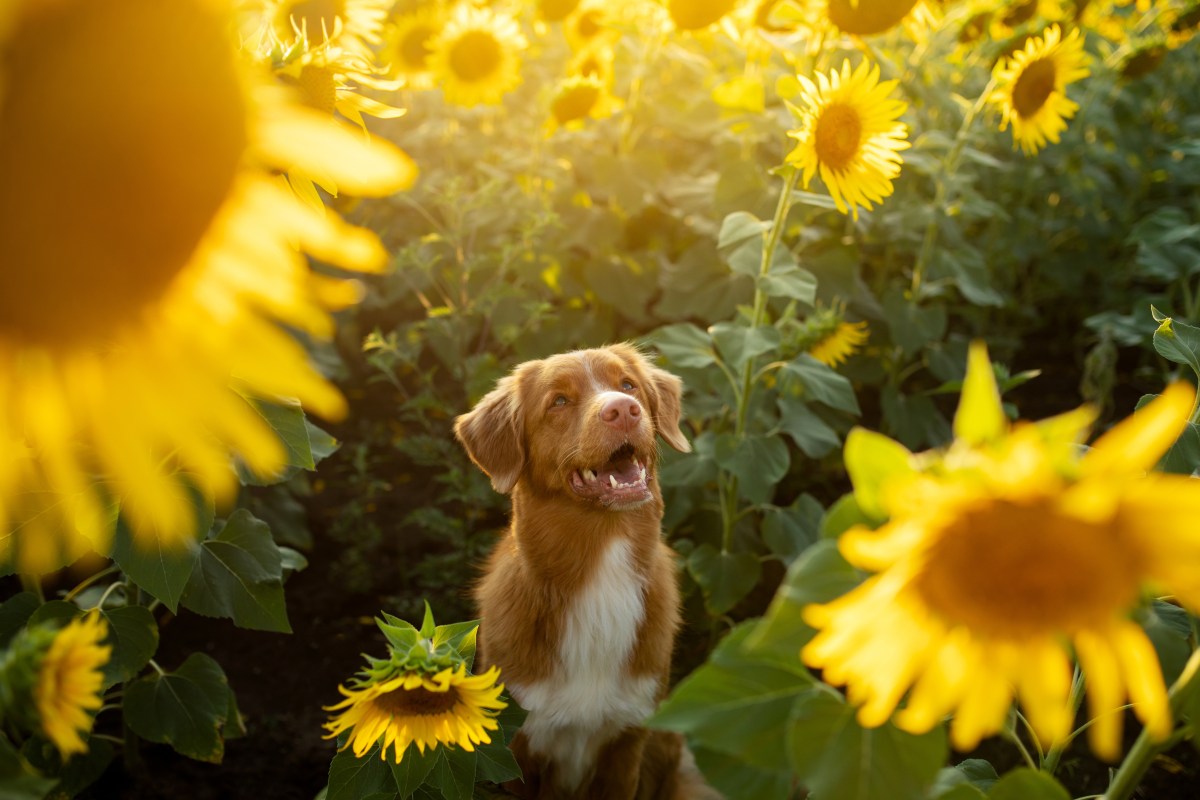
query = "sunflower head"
xmin=269 ymin=0 xmax=389 ymax=53
xmin=382 ymin=7 xmax=443 ymax=86
xmin=547 ymin=73 xmax=620 ymax=131
xmin=821 ymin=0 xmax=922 ymax=36
xmin=427 ymin=5 xmax=526 ymax=107
xmin=565 ymin=1 xmax=621 ymax=51
xmin=0 ymin=0 xmax=414 ymax=573
xmin=539 ymin=0 xmax=583 ymax=23
xmin=0 ymin=613 xmax=111 ymax=758
xmin=805 ymin=342 xmax=1199 ymax=759
xmin=785 ymin=59 xmax=910 ymax=219
xmin=990 ymin=24 xmax=1090 ymax=155
xmin=798 ymin=306 xmax=870 ymax=367
xmin=323 ymin=606 xmax=507 ymax=762
xmin=666 ymin=0 xmax=739 ymax=31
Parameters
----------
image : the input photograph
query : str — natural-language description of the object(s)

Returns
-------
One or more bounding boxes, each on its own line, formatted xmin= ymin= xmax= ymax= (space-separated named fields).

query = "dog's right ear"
xmin=454 ymin=375 xmax=525 ymax=494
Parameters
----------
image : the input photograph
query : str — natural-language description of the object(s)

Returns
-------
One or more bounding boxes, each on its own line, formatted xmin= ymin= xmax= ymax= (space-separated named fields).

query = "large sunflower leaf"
xmin=179 ymin=509 xmax=291 ymax=633
xmin=327 ymin=745 xmax=394 ymax=800
xmin=123 ymin=653 xmax=231 ymax=764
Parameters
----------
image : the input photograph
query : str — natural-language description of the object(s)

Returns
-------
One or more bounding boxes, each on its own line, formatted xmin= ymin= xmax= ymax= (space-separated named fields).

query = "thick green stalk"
xmin=720 ymin=168 xmax=800 ymax=552
xmin=1103 ymin=647 xmax=1200 ymax=800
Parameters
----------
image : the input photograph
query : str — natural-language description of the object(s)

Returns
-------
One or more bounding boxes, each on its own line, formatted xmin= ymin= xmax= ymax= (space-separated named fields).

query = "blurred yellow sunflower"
xmin=1166 ymin=2 xmax=1200 ymax=48
xmin=269 ymin=0 xmax=390 ymax=53
xmin=809 ymin=320 xmax=870 ymax=367
xmin=381 ymin=7 xmax=444 ymax=87
xmin=568 ymin=41 xmax=616 ymax=85
xmin=324 ymin=664 xmax=507 ymax=761
xmin=990 ymin=24 xmax=1090 ymax=155
xmin=564 ymin=0 xmax=622 ymax=52
xmin=804 ymin=342 xmax=1200 ymax=760
xmin=785 ymin=59 xmax=910 ymax=220
xmin=539 ymin=0 xmax=584 ymax=23
xmin=34 ymin=614 xmax=111 ymax=757
xmin=805 ymin=0 xmax=934 ymax=37
xmin=428 ymin=6 xmax=527 ymax=107
xmin=547 ymin=73 xmax=621 ymax=132
xmin=0 ymin=0 xmax=414 ymax=573
xmin=667 ymin=0 xmax=740 ymax=31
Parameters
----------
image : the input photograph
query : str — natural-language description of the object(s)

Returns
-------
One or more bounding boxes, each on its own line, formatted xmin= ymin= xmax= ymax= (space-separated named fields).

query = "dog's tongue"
xmin=599 ymin=455 xmax=640 ymax=486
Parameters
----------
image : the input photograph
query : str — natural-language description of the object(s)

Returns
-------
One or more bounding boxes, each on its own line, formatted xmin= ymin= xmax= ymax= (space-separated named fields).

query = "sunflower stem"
xmin=1103 ymin=647 xmax=1200 ymax=800
xmin=1042 ymin=666 xmax=1086 ymax=776
xmin=910 ymin=77 xmax=997 ymax=298
xmin=64 ymin=565 xmax=120 ymax=603
xmin=719 ymin=167 xmax=801 ymax=556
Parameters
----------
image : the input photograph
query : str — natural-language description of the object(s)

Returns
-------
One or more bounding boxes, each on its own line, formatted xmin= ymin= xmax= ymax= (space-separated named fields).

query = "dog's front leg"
xmin=579 ymin=726 xmax=649 ymax=800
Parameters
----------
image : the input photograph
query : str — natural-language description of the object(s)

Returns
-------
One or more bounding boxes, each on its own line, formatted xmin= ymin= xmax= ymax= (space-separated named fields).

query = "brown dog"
xmin=455 ymin=344 xmax=706 ymax=799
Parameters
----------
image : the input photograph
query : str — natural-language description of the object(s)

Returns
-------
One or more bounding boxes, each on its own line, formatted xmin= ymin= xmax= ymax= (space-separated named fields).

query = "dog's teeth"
xmin=609 ymin=474 xmax=618 ymax=488
xmin=583 ymin=469 xmax=596 ymax=482
xmin=639 ymin=465 xmax=647 ymax=481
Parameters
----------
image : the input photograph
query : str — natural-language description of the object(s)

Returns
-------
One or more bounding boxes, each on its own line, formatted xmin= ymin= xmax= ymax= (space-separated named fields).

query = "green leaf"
xmin=307 ymin=419 xmax=341 ymax=465
xmin=758 ymin=264 xmax=817 ymax=304
xmin=647 ymin=323 xmax=718 ymax=370
xmin=762 ymin=495 xmax=823 ymax=565
xmin=843 ymin=428 xmax=914 ymax=520
xmin=109 ymin=488 xmax=209 ymax=613
xmin=709 ymin=322 xmax=781 ymax=371
xmin=97 ymin=605 xmax=159 ymax=688
xmin=776 ymin=396 xmax=840 ymax=458
xmin=124 ymin=653 xmax=231 ymax=763
xmin=930 ymin=759 xmax=999 ymax=798
xmin=41 ymin=737 xmax=115 ymax=799
xmin=881 ymin=291 xmax=947 ymax=357
xmin=659 ymin=431 xmax=720 ymax=487
xmin=0 ymin=593 xmax=40 ymax=648
xmin=713 ymin=433 xmax=790 ymax=505
xmin=787 ymin=690 xmax=947 ymax=800
xmin=651 ymin=623 xmax=813 ymax=771
xmin=241 ymin=397 xmax=315 ymax=483
xmin=1151 ymin=306 xmax=1200 ymax=380
xmin=687 ymin=544 xmax=762 ymax=616
xmin=1138 ymin=600 xmax=1193 ymax=685
xmin=429 ymin=747 xmax=476 ymax=800
xmin=748 ymin=540 xmax=861 ymax=656
xmin=690 ymin=746 xmax=792 ymax=800
xmin=28 ymin=600 xmax=79 ymax=628
xmin=389 ymin=745 xmax=439 ymax=798
xmin=0 ymin=735 xmax=56 ymax=800
xmin=986 ymin=768 xmax=1069 ymax=800
xmin=180 ymin=509 xmax=291 ymax=633
xmin=1160 ymin=420 xmax=1200 ymax=476
xmin=474 ymin=736 xmax=521 ymax=785
xmin=882 ymin=385 xmax=951 ymax=451
xmin=820 ymin=494 xmax=875 ymax=539
xmin=783 ymin=355 xmax=861 ymax=415
xmin=716 ymin=211 xmax=769 ymax=254
xmin=419 ymin=601 xmax=436 ymax=638
xmin=432 ymin=621 xmax=479 ymax=671
xmin=327 ymin=745 xmax=394 ymax=800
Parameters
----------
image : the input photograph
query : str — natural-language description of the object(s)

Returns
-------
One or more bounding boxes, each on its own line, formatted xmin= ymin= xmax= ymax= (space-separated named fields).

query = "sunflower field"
xmin=3 ymin=0 xmax=1200 ymax=798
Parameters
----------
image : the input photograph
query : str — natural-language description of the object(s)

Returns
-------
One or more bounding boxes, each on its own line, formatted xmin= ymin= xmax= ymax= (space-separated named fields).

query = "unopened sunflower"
xmin=428 ymin=5 xmax=527 ymax=107
xmin=804 ymin=342 xmax=1200 ymax=760
xmin=785 ymin=59 xmax=910 ymax=220
xmin=326 ymin=663 xmax=507 ymax=760
xmin=0 ymin=0 xmax=414 ymax=573
xmin=990 ymin=24 xmax=1090 ymax=155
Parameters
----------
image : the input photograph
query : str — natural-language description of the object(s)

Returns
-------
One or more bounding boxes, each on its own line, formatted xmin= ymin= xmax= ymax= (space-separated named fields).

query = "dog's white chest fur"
xmin=512 ymin=537 xmax=659 ymax=790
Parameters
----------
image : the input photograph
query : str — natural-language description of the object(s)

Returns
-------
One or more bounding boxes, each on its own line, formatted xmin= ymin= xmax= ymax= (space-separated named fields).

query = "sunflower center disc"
xmin=375 ymin=685 xmax=462 ymax=717
xmin=449 ymin=30 xmax=503 ymax=83
xmin=814 ymin=103 xmax=864 ymax=172
xmin=826 ymin=0 xmax=919 ymax=36
xmin=1012 ymin=57 xmax=1058 ymax=119
xmin=400 ymin=25 xmax=437 ymax=71
xmin=0 ymin=0 xmax=246 ymax=346
xmin=912 ymin=499 xmax=1142 ymax=638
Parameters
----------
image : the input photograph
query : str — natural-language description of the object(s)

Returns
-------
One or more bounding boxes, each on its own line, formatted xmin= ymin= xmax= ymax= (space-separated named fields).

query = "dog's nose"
xmin=599 ymin=393 xmax=642 ymax=432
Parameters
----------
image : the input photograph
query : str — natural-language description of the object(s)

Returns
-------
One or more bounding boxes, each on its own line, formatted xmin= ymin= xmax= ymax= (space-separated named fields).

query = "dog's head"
xmin=454 ymin=344 xmax=690 ymax=510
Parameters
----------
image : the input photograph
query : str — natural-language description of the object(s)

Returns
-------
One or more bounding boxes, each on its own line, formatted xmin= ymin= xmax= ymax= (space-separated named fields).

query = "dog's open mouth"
xmin=568 ymin=443 xmax=652 ymax=507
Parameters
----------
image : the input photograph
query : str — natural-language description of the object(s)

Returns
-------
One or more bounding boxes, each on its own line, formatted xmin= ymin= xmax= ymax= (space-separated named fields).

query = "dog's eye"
xmin=552 ymin=395 xmax=569 ymax=408
xmin=620 ymin=380 xmax=635 ymax=392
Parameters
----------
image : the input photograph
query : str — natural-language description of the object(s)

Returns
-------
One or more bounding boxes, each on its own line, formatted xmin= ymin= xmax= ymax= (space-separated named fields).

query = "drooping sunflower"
xmin=666 ymin=0 xmax=740 ymax=31
xmin=808 ymin=320 xmax=869 ymax=367
xmin=324 ymin=664 xmax=507 ymax=761
xmin=427 ymin=6 xmax=527 ymax=107
xmin=34 ymin=614 xmax=111 ymax=757
xmin=269 ymin=0 xmax=390 ymax=54
xmin=785 ymin=59 xmax=910 ymax=220
xmin=0 ymin=0 xmax=414 ymax=573
xmin=381 ymin=7 xmax=444 ymax=87
xmin=803 ymin=342 xmax=1200 ymax=760
xmin=989 ymin=24 xmax=1090 ymax=155
xmin=805 ymin=0 xmax=934 ymax=37
xmin=547 ymin=73 xmax=621 ymax=132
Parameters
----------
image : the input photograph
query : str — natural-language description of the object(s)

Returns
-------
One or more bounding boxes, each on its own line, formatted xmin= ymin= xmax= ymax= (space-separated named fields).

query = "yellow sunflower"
xmin=381 ymin=7 xmax=444 ymax=87
xmin=666 ymin=0 xmax=740 ymax=31
xmin=785 ymin=59 xmax=910 ymax=220
xmin=803 ymin=342 xmax=1200 ymax=760
xmin=324 ymin=664 xmax=507 ymax=761
xmin=547 ymin=73 xmax=621 ymax=132
xmin=0 ymin=0 xmax=414 ymax=574
xmin=804 ymin=0 xmax=934 ymax=37
xmin=989 ymin=24 xmax=1090 ymax=155
xmin=427 ymin=5 xmax=527 ymax=107
xmin=269 ymin=0 xmax=390 ymax=54
xmin=539 ymin=0 xmax=584 ymax=23
xmin=34 ymin=614 xmax=111 ymax=757
xmin=564 ymin=0 xmax=622 ymax=52
xmin=809 ymin=320 xmax=870 ymax=367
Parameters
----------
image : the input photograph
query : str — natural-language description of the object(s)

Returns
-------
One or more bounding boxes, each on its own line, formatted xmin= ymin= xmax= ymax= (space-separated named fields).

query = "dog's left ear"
xmin=646 ymin=366 xmax=691 ymax=453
